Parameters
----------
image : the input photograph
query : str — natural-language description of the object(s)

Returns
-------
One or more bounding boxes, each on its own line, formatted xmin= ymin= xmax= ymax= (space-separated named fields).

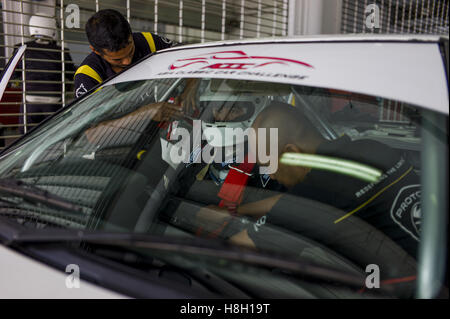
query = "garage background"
xmin=0 ymin=0 xmax=449 ymax=149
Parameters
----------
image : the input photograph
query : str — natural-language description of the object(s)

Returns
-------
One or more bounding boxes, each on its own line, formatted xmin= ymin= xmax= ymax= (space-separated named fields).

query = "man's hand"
xmin=142 ymin=101 xmax=184 ymax=122
xmin=229 ymin=229 xmax=256 ymax=249
xmin=174 ymin=78 xmax=199 ymax=115
xmin=85 ymin=101 xmax=184 ymax=144
xmin=197 ymin=205 xmax=257 ymax=249
xmin=235 ymin=195 xmax=283 ymax=218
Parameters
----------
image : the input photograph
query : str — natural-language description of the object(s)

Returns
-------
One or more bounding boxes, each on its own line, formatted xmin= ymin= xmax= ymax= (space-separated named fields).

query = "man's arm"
xmin=236 ymin=194 xmax=283 ymax=218
xmin=84 ymin=100 xmax=183 ymax=144
xmin=196 ymin=193 xmax=283 ymax=223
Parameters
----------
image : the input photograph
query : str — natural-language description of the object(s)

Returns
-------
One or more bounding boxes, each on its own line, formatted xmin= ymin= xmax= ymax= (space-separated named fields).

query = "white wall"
xmin=288 ymin=0 xmax=342 ymax=36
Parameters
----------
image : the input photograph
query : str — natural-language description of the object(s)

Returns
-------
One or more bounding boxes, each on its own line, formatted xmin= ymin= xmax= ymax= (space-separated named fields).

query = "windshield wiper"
xmin=1 ymin=227 xmax=372 ymax=291
xmin=0 ymin=178 xmax=83 ymax=214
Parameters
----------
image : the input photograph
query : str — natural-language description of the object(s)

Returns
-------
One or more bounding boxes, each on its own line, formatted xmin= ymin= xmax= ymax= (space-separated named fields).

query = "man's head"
xmin=200 ymin=101 xmax=257 ymax=148
xmin=29 ymin=13 xmax=57 ymax=41
xmin=212 ymin=103 xmax=253 ymax=122
xmin=86 ymin=9 xmax=134 ymax=71
xmin=251 ymin=101 xmax=325 ymax=188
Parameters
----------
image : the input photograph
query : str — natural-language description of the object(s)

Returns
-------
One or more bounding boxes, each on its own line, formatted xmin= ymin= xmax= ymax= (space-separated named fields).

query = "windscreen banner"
xmin=108 ymin=42 xmax=448 ymax=114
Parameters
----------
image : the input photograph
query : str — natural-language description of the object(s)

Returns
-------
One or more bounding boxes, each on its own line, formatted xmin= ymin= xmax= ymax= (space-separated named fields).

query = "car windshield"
xmin=0 ymin=76 xmax=445 ymax=298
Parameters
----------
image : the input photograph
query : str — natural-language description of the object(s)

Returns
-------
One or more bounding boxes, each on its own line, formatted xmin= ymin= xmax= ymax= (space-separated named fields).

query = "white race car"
xmin=0 ymin=35 xmax=448 ymax=300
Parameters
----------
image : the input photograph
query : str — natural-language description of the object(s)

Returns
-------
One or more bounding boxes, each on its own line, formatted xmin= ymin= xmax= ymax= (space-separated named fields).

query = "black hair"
xmin=85 ymin=9 xmax=132 ymax=53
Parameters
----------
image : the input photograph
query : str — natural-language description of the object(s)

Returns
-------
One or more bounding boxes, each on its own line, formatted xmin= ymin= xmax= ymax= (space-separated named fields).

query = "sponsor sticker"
xmin=390 ymin=184 xmax=421 ymax=241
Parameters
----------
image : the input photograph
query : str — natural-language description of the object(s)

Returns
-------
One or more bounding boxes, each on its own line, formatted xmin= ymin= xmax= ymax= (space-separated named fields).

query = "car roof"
xmin=105 ymin=33 xmax=448 ymax=115
xmin=163 ymin=34 xmax=447 ymax=52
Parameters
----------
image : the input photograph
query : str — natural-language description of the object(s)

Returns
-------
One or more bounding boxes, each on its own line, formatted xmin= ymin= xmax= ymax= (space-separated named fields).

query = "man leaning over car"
xmin=74 ymin=9 xmax=174 ymax=98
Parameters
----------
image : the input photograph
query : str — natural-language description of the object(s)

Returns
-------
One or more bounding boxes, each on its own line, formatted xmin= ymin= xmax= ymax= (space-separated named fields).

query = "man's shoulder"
xmin=19 ymin=40 xmax=61 ymax=48
xmin=133 ymin=32 xmax=174 ymax=52
xmin=321 ymin=135 xmax=401 ymax=164
xmin=74 ymin=52 xmax=106 ymax=97
xmin=75 ymin=52 xmax=106 ymax=79
xmin=78 ymin=52 xmax=103 ymax=70
xmin=132 ymin=31 xmax=170 ymax=42
xmin=14 ymin=40 xmax=38 ymax=49
xmin=132 ymin=32 xmax=148 ymax=47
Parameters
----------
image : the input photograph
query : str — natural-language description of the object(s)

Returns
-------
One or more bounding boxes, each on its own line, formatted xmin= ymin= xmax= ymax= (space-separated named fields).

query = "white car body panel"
xmin=154 ymin=34 xmax=444 ymax=50
xmin=0 ymin=245 xmax=125 ymax=298
xmin=108 ymin=40 xmax=448 ymax=115
xmin=0 ymin=44 xmax=26 ymax=99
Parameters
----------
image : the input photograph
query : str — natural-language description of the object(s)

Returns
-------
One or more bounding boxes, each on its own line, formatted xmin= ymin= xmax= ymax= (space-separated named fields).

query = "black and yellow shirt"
xmin=74 ymin=32 xmax=173 ymax=98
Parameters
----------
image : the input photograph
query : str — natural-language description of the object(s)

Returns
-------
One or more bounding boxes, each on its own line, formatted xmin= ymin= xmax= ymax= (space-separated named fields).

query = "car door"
xmin=0 ymin=45 xmax=27 ymax=148
xmin=0 ymin=44 xmax=26 ymax=100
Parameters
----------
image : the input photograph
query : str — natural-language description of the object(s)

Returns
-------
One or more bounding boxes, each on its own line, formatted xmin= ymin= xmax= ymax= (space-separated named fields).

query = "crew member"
xmin=74 ymin=9 xmax=174 ymax=98
xmin=13 ymin=13 xmax=75 ymax=133
xmin=203 ymin=102 xmax=421 ymax=259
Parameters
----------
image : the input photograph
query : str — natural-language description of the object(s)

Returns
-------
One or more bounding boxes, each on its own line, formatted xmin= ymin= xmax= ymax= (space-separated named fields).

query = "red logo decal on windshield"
xmin=169 ymin=50 xmax=313 ymax=70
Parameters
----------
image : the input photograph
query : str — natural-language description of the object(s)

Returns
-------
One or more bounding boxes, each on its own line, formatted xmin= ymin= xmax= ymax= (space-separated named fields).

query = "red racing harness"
xmin=198 ymin=156 xmax=255 ymax=238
